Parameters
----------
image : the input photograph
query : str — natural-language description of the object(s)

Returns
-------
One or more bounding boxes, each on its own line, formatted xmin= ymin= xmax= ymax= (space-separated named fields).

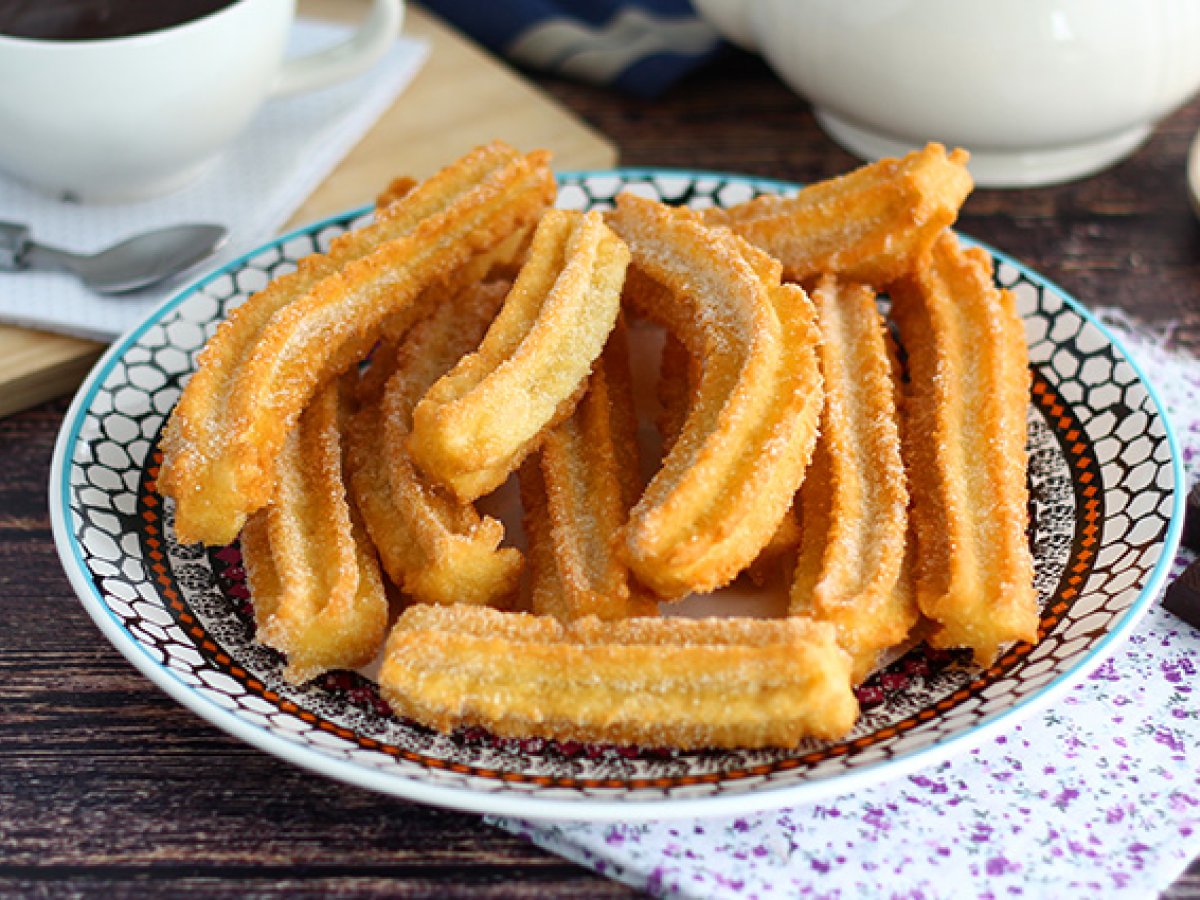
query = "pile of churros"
xmin=157 ymin=141 xmax=1039 ymax=750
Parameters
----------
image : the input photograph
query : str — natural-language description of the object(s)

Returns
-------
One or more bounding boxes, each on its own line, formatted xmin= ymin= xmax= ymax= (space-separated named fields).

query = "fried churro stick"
xmin=378 ymin=604 xmax=858 ymax=749
xmin=789 ymin=277 xmax=915 ymax=681
xmin=657 ymin=322 xmax=799 ymax=587
xmin=241 ymin=382 xmax=387 ymax=684
xmin=704 ymin=143 xmax=973 ymax=286
xmin=889 ymin=232 xmax=1038 ymax=665
xmin=608 ymin=194 xmax=823 ymax=599
xmin=346 ymin=281 xmax=523 ymax=607
xmin=520 ymin=316 xmax=658 ymax=621
xmin=409 ymin=209 xmax=629 ymax=502
xmin=160 ymin=142 xmax=554 ymax=545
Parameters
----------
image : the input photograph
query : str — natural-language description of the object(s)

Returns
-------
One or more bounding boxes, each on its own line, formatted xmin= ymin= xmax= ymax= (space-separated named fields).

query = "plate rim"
xmin=49 ymin=167 xmax=1186 ymax=821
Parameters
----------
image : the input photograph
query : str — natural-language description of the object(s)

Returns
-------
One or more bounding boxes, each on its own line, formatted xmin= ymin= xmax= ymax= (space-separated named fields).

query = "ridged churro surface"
xmin=521 ymin=316 xmax=658 ymax=621
xmin=608 ymin=194 xmax=823 ymax=598
xmin=242 ymin=382 xmax=387 ymax=684
xmin=704 ymin=144 xmax=972 ymax=286
xmin=409 ymin=209 xmax=629 ymax=502
xmin=789 ymin=277 xmax=916 ymax=681
xmin=346 ymin=281 xmax=522 ymax=608
xmin=889 ymin=232 xmax=1038 ymax=665
xmin=379 ymin=604 xmax=858 ymax=749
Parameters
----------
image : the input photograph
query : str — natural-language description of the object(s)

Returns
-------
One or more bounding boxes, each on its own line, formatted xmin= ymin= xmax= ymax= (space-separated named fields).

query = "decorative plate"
xmin=50 ymin=170 xmax=1184 ymax=821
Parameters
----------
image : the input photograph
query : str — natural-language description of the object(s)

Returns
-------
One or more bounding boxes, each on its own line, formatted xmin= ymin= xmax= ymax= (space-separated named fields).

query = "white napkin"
xmin=0 ymin=19 xmax=429 ymax=341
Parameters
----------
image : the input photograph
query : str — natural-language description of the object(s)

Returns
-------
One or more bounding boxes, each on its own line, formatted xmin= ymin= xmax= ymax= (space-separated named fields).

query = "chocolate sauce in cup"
xmin=0 ymin=0 xmax=238 ymax=41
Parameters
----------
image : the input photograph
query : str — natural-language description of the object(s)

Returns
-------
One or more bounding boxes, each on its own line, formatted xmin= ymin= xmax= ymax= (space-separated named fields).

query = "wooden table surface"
xmin=4 ymin=38 xmax=1199 ymax=900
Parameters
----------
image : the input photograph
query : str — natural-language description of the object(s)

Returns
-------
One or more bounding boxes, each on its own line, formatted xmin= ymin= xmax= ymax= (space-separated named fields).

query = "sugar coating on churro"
xmin=242 ymin=382 xmax=388 ymax=684
xmin=379 ymin=604 xmax=859 ymax=748
xmin=889 ymin=232 xmax=1039 ymax=665
xmin=704 ymin=143 xmax=973 ymax=287
xmin=789 ymin=276 xmax=916 ymax=682
xmin=409 ymin=209 xmax=629 ymax=502
xmin=609 ymin=193 xmax=823 ymax=599
xmin=345 ymin=281 xmax=523 ymax=608
xmin=521 ymin=315 xmax=658 ymax=622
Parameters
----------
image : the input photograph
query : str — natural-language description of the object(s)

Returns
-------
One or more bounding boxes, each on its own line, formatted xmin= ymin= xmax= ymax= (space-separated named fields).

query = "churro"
xmin=378 ymin=604 xmax=858 ymax=749
xmin=656 ymin=323 xmax=799 ymax=587
xmin=241 ymin=381 xmax=388 ymax=684
xmin=608 ymin=194 xmax=823 ymax=598
xmin=409 ymin=209 xmax=629 ymax=502
xmin=520 ymin=316 xmax=658 ymax=621
xmin=788 ymin=277 xmax=915 ymax=682
xmin=889 ymin=232 xmax=1038 ymax=665
xmin=345 ymin=281 xmax=523 ymax=608
xmin=159 ymin=142 xmax=554 ymax=545
xmin=704 ymin=143 xmax=972 ymax=287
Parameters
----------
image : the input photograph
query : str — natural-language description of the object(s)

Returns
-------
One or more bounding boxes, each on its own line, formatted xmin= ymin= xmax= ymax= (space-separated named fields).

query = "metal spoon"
xmin=0 ymin=221 xmax=228 ymax=294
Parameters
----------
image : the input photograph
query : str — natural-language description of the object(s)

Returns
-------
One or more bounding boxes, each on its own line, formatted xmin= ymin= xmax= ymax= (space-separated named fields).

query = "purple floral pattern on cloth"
xmin=493 ymin=319 xmax=1200 ymax=899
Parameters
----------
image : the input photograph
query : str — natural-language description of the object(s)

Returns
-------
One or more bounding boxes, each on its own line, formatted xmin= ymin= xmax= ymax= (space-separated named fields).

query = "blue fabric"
xmin=423 ymin=1 xmax=723 ymax=97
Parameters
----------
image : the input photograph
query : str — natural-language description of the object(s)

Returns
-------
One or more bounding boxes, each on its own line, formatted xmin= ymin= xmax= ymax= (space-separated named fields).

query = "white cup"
xmin=0 ymin=0 xmax=403 ymax=202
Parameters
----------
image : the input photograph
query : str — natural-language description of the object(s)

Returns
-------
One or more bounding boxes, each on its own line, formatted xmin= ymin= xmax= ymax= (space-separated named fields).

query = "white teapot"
xmin=693 ymin=0 xmax=1200 ymax=187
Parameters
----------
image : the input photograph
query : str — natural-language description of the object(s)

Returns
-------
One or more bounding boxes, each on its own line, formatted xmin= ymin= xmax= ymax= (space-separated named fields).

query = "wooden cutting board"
xmin=0 ymin=3 xmax=616 ymax=418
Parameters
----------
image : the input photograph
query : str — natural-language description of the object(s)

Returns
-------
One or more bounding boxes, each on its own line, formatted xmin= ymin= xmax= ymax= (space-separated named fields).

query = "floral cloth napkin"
xmin=495 ymin=314 xmax=1200 ymax=899
xmin=0 ymin=20 xmax=428 ymax=341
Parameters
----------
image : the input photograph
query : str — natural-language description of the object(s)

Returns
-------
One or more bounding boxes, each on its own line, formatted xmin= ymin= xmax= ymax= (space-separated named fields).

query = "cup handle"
xmin=270 ymin=0 xmax=404 ymax=97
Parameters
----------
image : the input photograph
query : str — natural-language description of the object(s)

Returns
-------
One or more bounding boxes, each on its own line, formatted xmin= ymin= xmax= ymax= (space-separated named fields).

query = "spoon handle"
xmin=0 ymin=223 xmax=88 ymax=276
xmin=0 ymin=222 xmax=31 ymax=271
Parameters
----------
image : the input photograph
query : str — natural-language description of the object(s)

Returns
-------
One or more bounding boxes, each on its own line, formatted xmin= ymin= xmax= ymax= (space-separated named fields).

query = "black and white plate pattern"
xmin=50 ymin=170 xmax=1185 ymax=820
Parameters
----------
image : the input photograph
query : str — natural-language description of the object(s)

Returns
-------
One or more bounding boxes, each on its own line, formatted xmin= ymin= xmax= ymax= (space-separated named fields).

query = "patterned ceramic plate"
xmin=50 ymin=170 xmax=1184 ymax=821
